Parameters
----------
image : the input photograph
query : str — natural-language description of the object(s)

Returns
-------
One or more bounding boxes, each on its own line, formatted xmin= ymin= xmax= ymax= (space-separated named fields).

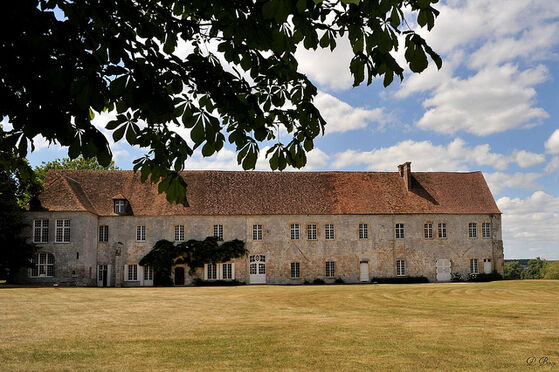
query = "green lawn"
xmin=1 ymin=281 xmax=558 ymax=371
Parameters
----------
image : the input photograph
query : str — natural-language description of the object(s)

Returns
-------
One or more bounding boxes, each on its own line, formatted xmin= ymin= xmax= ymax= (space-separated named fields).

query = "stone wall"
xmin=22 ymin=212 xmax=503 ymax=285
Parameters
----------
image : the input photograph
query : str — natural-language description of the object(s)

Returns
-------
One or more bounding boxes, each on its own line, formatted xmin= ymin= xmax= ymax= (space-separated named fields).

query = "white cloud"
xmin=545 ymin=129 xmax=559 ymax=154
xmin=332 ymin=138 xmax=531 ymax=171
xmin=295 ymin=38 xmax=353 ymax=91
xmin=544 ymin=156 xmax=559 ymax=174
xmin=185 ymin=147 xmax=329 ymax=171
xmin=513 ymin=150 xmax=546 ymax=168
xmin=484 ymin=172 xmax=542 ymax=195
xmin=497 ymin=191 xmax=559 ymax=259
xmin=314 ymin=92 xmax=387 ymax=134
xmin=416 ymin=64 xmax=549 ymax=136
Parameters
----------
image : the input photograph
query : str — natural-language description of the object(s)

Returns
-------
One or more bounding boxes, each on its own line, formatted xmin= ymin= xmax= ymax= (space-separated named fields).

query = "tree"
xmin=34 ymin=156 xmax=119 ymax=185
xmin=521 ymin=257 xmax=547 ymax=280
xmin=1 ymin=0 xmax=441 ymax=203
xmin=504 ymin=261 xmax=523 ymax=280
xmin=542 ymin=261 xmax=559 ymax=280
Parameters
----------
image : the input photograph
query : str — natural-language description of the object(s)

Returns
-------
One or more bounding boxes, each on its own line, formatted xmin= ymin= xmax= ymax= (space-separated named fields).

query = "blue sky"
xmin=17 ymin=0 xmax=559 ymax=259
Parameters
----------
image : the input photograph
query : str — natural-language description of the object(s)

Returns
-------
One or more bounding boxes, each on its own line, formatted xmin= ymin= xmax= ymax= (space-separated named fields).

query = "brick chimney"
xmin=398 ymin=162 xmax=412 ymax=191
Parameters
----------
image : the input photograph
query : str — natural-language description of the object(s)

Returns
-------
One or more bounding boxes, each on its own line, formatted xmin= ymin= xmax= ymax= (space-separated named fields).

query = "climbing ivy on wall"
xmin=139 ymin=237 xmax=247 ymax=286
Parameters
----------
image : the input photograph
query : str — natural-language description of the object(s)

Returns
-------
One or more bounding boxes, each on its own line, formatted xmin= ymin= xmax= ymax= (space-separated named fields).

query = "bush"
xmin=193 ymin=279 xmax=245 ymax=286
xmin=451 ymin=273 xmax=463 ymax=282
xmin=542 ymin=261 xmax=559 ymax=279
xmin=467 ymin=271 xmax=503 ymax=282
xmin=311 ymin=278 xmax=326 ymax=285
xmin=334 ymin=277 xmax=345 ymax=284
xmin=371 ymin=276 xmax=429 ymax=284
xmin=504 ymin=261 xmax=523 ymax=280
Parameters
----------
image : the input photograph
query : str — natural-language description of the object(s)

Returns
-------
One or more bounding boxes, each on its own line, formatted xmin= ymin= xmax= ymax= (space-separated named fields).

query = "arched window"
xmin=30 ymin=253 xmax=55 ymax=277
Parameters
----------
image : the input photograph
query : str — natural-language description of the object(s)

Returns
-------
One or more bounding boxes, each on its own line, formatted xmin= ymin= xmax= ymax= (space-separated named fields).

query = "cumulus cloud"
xmin=497 ymin=191 xmax=559 ymax=259
xmin=544 ymin=156 xmax=559 ymax=174
xmin=314 ymin=92 xmax=388 ymax=134
xmin=513 ymin=150 xmax=546 ymax=168
xmin=545 ymin=129 xmax=559 ymax=154
xmin=484 ymin=172 xmax=542 ymax=195
xmin=416 ymin=64 xmax=549 ymax=136
xmin=332 ymin=138 xmax=536 ymax=171
xmin=185 ymin=147 xmax=329 ymax=171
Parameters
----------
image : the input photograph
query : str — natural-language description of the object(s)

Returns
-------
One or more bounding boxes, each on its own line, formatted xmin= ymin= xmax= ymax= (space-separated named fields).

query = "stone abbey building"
xmin=22 ymin=163 xmax=504 ymax=286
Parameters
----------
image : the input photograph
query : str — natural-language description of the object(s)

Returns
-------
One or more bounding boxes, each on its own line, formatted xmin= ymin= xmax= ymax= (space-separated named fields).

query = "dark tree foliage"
xmin=139 ymin=236 xmax=247 ymax=286
xmin=1 ymin=0 xmax=441 ymax=203
xmin=521 ymin=257 xmax=547 ymax=279
xmin=0 ymin=168 xmax=37 ymax=282
xmin=34 ymin=156 xmax=119 ymax=184
xmin=504 ymin=261 xmax=523 ymax=280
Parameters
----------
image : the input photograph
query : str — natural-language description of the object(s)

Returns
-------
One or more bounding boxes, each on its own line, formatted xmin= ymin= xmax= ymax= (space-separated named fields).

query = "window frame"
xmin=358 ymin=223 xmax=368 ymax=239
xmin=33 ymin=219 xmax=49 ymax=244
xmin=290 ymin=262 xmax=301 ymax=278
xmin=29 ymin=252 xmax=55 ymax=277
xmin=395 ymin=223 xmax=405 ymax=239
xmin=396 ymin=259 xmax=406 ymax=277
xmin=98 ymin=225 xmax=109 ymax=242
xmin=424 ymin=223 xmax=433 ymax=239
xmin=114 ymin=199 xmax=126 ymax=214
xmin=136 ymin=225 xmax=146 ymax=242
xmin=307 ymin=224 xmax=317 ymax=240
xmin=252 ymin=224 xmax=263 ymax=241
xmin=290 ymin=223 xmax=300 ymax=240
xmin=468 ymin=223 xmax=477 ymax=238
xmin=325 ymin=261 xmax=335 ymax=277
xmin=325 ymin=224 xmax=335 ymax=240
xmin=438 ymin=223 xmax=447 ymax=239
xmin=482 ymin=222 xmax=491 ymax=238
xmin=470 ymin=258 xmax=479 ymax=274
xmin=213 ymin=224 xmax=223 ymax=241
xmin=55 ymin=219 xmax=71 ymax=243
xmin=174 ymin=225 xmax=185 ymax=242
xmin=126 ymin=264 xmax=138 ymax=281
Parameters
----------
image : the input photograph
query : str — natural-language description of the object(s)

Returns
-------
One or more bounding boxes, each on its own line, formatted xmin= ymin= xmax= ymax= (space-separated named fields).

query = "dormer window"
xmin=114 ymin=199 xmax=126 ymax=214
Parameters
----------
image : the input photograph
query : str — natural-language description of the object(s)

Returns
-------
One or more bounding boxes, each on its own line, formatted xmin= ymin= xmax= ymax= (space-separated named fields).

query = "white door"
xmin=436 ymin=259 xmax=451 ymax=282
xmin=483 ymin=259 xmax=492 ymax=274
xmin=249 ymin=255 xmax=266 ymax=284
xmin=359 ymin=261 xmax=369 ymax=282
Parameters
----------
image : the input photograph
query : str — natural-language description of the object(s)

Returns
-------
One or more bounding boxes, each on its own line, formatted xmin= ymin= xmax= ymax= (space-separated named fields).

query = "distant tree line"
xmin=504 ymin=258 xmax=559 ymax=280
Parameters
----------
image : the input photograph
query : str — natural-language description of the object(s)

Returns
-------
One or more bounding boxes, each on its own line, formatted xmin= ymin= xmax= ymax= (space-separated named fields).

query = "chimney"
xmin=398 ymin=162 xmax=412 ymax=191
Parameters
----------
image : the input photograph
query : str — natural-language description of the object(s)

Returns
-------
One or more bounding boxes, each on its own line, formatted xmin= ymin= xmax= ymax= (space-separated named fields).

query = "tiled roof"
xmin=33 ymin=169 xmax=501 ymax=216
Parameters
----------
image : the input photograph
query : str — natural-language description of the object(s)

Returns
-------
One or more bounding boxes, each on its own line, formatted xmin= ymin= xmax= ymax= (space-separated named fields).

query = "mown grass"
xmin=1 ymin=281 xmax=558 ymax=371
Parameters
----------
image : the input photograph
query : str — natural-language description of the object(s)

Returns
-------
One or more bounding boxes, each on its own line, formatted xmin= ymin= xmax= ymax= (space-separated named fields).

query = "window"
xmin=144 ymin=266 xmax=153 ymax=281
xmin=438 ymin=223 xmax=447 ymax=238
xmin=307 ymin=224 xmax=317 ymax=240
xmin=424 ymin=223 xmax=433 ymax=239
xmin=222 ymin=263 xmax=233 ymax=280
xmin=290 ymin=224 xmax=300 ymax=240
xmin=99 ymin=225 xmax=109 ymax=242
xmin=325 ymin=261 xmax=335 ymax=277
xmin=396 ymin=260 xmax=406 ymax=276
xmin=252 ymin=224 xmax=263 ymax=241
xmin=55 ymin=219 xmax=70 ymax=243
xmin=469 ymin=223 xmax=477 ymax=238
xmin=290 ymin=262 xmax=300 ymax=278
xmin=136 ymin=225 xmax=146 ymax=242
xmin=359 ymin=223 xmax=368 ymax=239
xmin=174 ymin=225 xmax=185 ymax=242
xmin=30 ymin=252 xmax=55 ymax=277
xmin=76 ymin=252 xmax=80 ymax=260
xmin=127 ymin=264 xmax=138 ymax=281
xmin=33 ymin=219 xmax=49 ymax=243
xmin=213 ymin=224 xmax=223 ymax=241
xmin=470 ymin=259 xmax=479 ymax=274
xmin=325 ymin=224 xmax=335 ymax=240
xmin=395 ymin=223 xmax=405 ymax=239
xmin=482 ymin=222 xmax=491 ymax=238
xmin=207 ymin=263 xmax=217 ymax=280
xmin=114 ymin=199 xmax=126 ymax=214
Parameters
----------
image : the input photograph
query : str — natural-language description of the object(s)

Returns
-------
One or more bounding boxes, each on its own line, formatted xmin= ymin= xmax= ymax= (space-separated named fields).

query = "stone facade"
xmin=21 ymin=212 xmax=504 ymax=286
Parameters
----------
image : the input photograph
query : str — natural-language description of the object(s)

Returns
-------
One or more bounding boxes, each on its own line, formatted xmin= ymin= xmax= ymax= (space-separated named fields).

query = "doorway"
xmin=359 ymin=261 xmax=369 ymax=282
xmin=483 ymin=258 xmax=492 ymax=274
xmin=249 ymin=255 xmax=266 ymax=284
xmin=174 ymin=266 xmax=185 ymax=285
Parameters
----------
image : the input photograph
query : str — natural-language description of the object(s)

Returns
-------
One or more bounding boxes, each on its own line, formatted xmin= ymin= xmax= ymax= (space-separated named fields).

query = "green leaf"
xmin=125 ymin=125 xmax=137 ymax=145
xmin=417 ymin=9 xmax=427 ymax=28
xmin=113 ymin=125 xmax=126 ymax=142
xmin=418 ymin=0 xmax=430 ymax=8
xmin=296 ymin=0 xmax=306 ymax=13
xmin=341 ymin=0 xmax=360 ymax=4
xmin=390 ymin=8 xmax=400 ymax=28
xmin=383 ymin=70 xmax=394 ymax=87
xmin=89 ymin=108 xmax=95 ymax=120
xmin=190 ymin=122 xmax=205 ymax=145
xmin=350 ymin=57 xmax=365 ymax=86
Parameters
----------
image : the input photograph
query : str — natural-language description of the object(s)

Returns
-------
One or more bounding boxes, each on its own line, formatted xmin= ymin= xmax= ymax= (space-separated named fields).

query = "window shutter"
xmin=231 ymin=263 xmax=235 ymax=280
xmin=218 ymin=264 xmax=223 ymax=280
xmin=107 ymin=265 xmax=112 ymax=287
xmin=124 ymin=264 xmax=129 ymax=281
xmin=203 ymin=264 xmax=208 ymax=280
xmin=97 ymin=265 xmax=101 ymax=287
